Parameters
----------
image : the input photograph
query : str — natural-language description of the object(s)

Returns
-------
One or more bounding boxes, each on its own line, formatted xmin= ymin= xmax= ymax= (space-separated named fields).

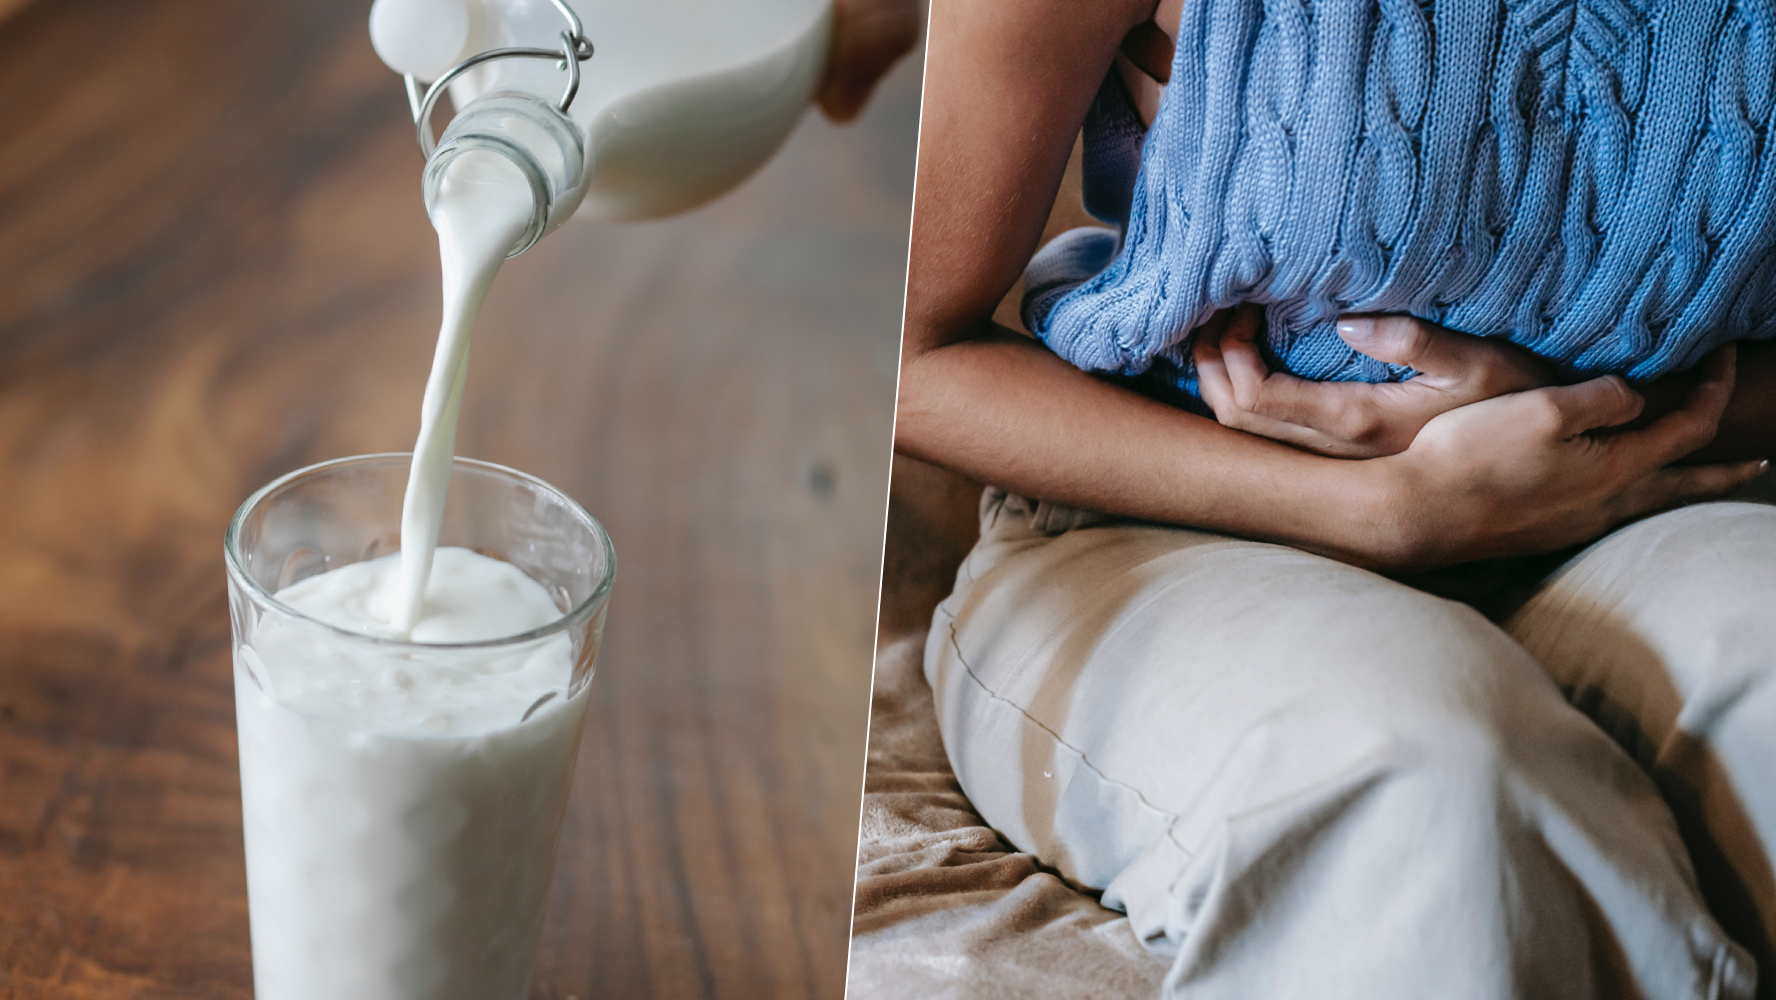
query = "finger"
xmin=1192 ymin=314 xmax=1384 ymax=455
xmin=1614 ymin=458 xmax=1769 ymax=520
xmin=817 ymin=0 xmax=921 ymax=121
xmin=1194 ymin=310 xmax=1295 ymax=426
xmin=1192 ymin=318 xmax=1236 ymax=417
xmin=1526 ymin=375 xmax=1647 ymax=438
xmin=1617 ymin=344 xmax=1738 ymax=467
xmin=1231 ymin=357 xmax=1378 ymax=434
xmin=1212 ymin=307 xmax=1390 ymax=436
xmin=1193 ymin=309 xmax=1276 ymax=427
xmin=1337 ymin=314 xmax=1551 ymax=394
xmin=1215 ymin=308 xmax=1299 ymax=407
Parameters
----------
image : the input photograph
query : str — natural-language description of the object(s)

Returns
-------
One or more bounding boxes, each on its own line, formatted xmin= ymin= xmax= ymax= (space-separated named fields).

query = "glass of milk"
xmin=223 ymin=453 xmax=615 ymax=1000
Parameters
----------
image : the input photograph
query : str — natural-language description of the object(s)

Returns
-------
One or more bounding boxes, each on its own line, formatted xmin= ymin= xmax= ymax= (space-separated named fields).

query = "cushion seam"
xmin=943 ymin=614 xmax=1195 ymax=866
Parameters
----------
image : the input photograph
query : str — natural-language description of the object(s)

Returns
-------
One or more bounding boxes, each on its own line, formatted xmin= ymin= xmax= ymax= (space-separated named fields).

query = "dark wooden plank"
xmin=0 ymin=0 xmax=918 ymax=996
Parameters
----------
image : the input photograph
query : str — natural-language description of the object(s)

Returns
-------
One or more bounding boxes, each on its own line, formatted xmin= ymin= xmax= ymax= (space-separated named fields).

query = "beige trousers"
xmin=925 ymin=492 xmax=1776 ymax=999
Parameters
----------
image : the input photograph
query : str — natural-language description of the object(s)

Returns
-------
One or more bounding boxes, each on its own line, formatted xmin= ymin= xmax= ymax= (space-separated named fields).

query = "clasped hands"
xmin=1192 ymin=305 xmax=1768 ymax=564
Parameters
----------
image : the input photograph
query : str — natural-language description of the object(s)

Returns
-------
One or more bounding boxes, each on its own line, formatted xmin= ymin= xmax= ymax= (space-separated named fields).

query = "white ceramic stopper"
xmin=369 ymin=0 xmax=472 ymax=81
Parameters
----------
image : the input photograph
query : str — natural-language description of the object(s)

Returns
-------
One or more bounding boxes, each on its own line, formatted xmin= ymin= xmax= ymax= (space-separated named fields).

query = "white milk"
xmin=392 ymin=150 xmax=534 ymax=634
xmin=237 ymin=547 xmax=586 ymax=1000
xmin=235 ymin=154 xmax=568 ymax=1000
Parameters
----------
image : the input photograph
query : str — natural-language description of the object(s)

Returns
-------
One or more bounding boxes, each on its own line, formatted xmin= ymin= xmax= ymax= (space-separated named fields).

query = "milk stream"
xmin=392 ymin=150 xmax=535 ymax=634
xmin=234 ymin=155 xmax=576 ymax=1000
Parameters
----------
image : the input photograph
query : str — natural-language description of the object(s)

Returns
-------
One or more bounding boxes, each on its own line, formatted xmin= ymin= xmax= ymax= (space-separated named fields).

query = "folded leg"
xmin=1509 ymin=501 xmax=1776 ymax=997
xmin=927 ymin=490 xmax=1752 ymax=1000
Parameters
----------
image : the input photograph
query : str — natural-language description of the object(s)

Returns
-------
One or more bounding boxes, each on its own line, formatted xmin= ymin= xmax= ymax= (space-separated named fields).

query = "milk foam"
xmin=259 ymin=547 xmax=573 ymax=737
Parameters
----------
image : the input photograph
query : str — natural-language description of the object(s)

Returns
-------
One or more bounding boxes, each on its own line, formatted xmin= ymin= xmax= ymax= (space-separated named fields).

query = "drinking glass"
xmin=223 ymin=453 xmax=615 ymax=1000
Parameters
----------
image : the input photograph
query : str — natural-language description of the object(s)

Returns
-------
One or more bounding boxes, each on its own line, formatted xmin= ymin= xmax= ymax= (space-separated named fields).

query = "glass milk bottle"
xmin=369 ymin=0 xmax=834 ymax=249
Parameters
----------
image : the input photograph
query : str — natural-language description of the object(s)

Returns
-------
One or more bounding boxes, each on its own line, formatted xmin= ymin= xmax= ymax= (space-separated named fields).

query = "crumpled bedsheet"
xmin=847 ymin=634 xmax=1169 ymax=1000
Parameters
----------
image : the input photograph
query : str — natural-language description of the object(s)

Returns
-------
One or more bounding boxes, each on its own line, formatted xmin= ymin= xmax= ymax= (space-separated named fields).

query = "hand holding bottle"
xmin=819 ymin=0 xmax=921 ymax=121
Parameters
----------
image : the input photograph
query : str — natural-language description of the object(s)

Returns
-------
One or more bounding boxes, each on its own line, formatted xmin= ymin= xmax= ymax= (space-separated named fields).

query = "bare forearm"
xmin=896 ymin=328 xmax=1408 ymax=565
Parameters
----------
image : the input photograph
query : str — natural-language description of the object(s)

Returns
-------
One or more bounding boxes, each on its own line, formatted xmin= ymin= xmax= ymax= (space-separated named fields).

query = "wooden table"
xmin=0 ymin=0 xmax=917 ymax=996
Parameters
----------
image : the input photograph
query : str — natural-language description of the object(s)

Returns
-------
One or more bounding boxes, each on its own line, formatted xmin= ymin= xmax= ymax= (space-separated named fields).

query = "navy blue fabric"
xmin=1025 ymin=0 xmax=1776 ymax=411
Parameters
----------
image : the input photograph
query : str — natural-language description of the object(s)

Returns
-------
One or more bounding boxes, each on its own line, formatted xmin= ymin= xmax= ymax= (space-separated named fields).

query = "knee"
xmin=1301 ymin=636 xmax=1580 ymax=832
xmin=1532 ymin=503 xmax=1776 ymax=633
xmin=1258 ymin=691 xmax=1522 ymax=861
xmin=1346 ymin=701 xmax=1518 ymax=817
xmin=1510 ymin=502 xmax=1776 ymax=711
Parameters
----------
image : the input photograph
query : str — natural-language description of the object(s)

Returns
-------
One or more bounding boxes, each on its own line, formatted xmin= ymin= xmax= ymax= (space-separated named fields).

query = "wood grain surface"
xmin=0 ymin=0 xmax=919 ymax=996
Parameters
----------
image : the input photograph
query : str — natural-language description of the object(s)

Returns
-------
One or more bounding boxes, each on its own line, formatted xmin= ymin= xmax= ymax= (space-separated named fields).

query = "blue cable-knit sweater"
xmin=1024 ymin=0 xmax=1776 ymax=414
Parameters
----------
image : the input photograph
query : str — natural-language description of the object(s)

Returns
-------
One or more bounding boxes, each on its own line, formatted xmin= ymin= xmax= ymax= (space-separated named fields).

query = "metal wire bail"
xmin=405 ymin=0 xmax=594 ymax=158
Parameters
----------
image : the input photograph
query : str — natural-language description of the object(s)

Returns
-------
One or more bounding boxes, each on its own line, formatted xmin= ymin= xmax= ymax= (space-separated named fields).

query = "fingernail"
xmin=1337 ymin=317 xmax=1375 ymax=343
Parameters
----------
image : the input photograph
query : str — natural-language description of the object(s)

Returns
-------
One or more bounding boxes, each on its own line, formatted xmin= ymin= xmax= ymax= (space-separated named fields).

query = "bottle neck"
xmin=422 ymin=91 xmax=588 ymax=257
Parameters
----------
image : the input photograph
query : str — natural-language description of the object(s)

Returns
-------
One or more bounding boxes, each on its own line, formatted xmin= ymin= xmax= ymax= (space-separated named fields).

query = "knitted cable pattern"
xmin=1026 ymin=0 xmax=1776 ymax=411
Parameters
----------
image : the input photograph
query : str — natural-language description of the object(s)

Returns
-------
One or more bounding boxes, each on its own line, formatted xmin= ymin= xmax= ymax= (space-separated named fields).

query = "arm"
xmin=900 ymin=0 xmax=1414 ymax=564
xmin=899 ymin=0 xmax=1764 ymax=570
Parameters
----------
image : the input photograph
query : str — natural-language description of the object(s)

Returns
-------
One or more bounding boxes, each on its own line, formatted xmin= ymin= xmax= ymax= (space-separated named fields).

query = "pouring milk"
xmin=379 ymin=0 xmax=833 ymax=627
xmin=232 ymin=2 xmax=834 ymax=998
xmin=391 ymin=151 xmax=533 ymax=632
